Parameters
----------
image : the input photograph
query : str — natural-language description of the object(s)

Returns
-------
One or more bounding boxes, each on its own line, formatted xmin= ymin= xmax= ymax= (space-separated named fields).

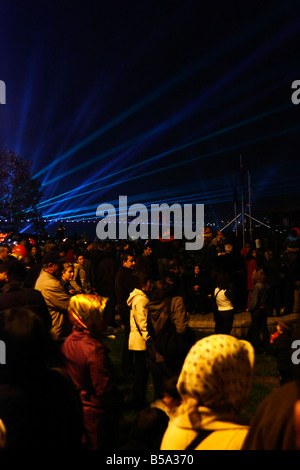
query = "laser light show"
xmin=0 ymin=1 xmax=299 ymax=238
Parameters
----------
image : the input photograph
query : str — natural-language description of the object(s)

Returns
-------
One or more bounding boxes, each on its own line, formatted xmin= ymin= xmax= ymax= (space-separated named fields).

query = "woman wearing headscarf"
xmin=160 ymin=335 xmax=254 ymax=450
xmin=61 ymin=294 xmax=122 ymax=450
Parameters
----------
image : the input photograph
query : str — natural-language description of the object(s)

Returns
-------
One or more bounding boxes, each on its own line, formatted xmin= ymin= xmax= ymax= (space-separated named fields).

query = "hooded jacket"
xmin=127 ymin=288 xmax=150 ymax=351
xmin=147 ymin=295 xmax=189 ymax=363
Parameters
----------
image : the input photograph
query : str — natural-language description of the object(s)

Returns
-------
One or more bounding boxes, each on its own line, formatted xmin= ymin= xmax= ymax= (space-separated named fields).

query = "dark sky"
xmin=0 ymin=0 xmax=299 ymax=230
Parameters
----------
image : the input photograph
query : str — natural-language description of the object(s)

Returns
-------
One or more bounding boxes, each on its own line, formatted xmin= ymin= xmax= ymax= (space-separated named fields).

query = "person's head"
xmin=216 ymin=272 xmax=230 ymax=290
xmin=68 ymin=294 xmax=109 ymax=335
xmin=276 ymin=321 xmax=292 ymax=336
xmin=61 ymin=263 xmax=74 ymax=281
xmin=177 ymin=335 xmax=254 ymax=414
xmin=143 ymin=244 xmax=152 ymax=256
xmin=136 ymin=271 xmax=153 ymax=294
xmin=6 ymin=260 xmax=27 ymax=283
xmin=162 ymin=376 xmax=181 ymax=410
xmin=0 ymin=307 xmax=53 ymax=386
xmin=0 ymin=245 xmax=10 ymax=261
xmin=76 ymin=254 xmax=84 ymax=266
xmin=131 ymin=407 xmax=169 ymax=450
xmin=168 ymin=259 xmax=179 ymax=274
xmin=264 ymin=250 xmax=273 ymax=261
xmin=121 ymin=250 xmax=135 ymax=270
xmin=42 ymin=251 xmax=65 ymax=277
xmin=246 ymin=248 xmax=257 ymax=260
xmin=31 ymin=245 xmax=37 ymax=256
xmin=252 ymin=268 xmax=266 ymax=284
xmin=151 ymin=279 xmax=175 ymax=303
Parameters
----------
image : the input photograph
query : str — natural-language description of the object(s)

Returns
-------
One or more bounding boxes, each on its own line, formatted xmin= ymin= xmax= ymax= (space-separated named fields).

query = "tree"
xmin=0 ymin=148 xmax=45 ymax=233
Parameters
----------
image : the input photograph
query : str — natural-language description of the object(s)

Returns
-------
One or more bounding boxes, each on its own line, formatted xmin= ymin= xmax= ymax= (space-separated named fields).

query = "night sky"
xmin=0 ymin=0 xmax=299 ymax=234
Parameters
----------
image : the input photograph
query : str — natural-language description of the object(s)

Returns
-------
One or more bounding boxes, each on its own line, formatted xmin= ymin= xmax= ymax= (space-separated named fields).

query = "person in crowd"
xmin=147 ymin=278 xmax=193 ymax=399
xmin=127 ymin=272 xmax=153 ymax=410
xmin=95 ymin=243 xmax=118 ymax=326
xmin=186 ymin=264 xmax=209 ymax=315
xmin=115 ymin=250 xmax=138 ymax=374
xmin=160 ymin=335 xmax=254 ymax=450
xmin=205 ymin=230 xmax=225 ymax=290
xmin=0 ymin=306 xmax=84 ymax=449
xmin=248 ymin=268 xmax=271 ymax=354
xmin=0 ymin=245 xmax=14 ymax=265
xmin=167 ymin=259 xmax=188 ymax=305
xmin=73 ymin=252 xmax=89 ymax=293
xmin=270 ymin=320 xmax=294 ymax=385
xmin=118 ymin=407 xmax=169 ymax=451
xmin=60 ymin=263 xmax=78 ymax=296
xmin=150 ymin=375 xmax=181 ymax=420
xmin=35 ymin=251 xmax=71 ymax=341
xmin=0 ymin=260 xmax=52 ymax=332
xmin=281 ymin=234 xmax=300 ymax=315
xmin=61 ymin=294 xmax=122 ymax=450
xmin=213 ymin=272 xmax=235 ymax=335
xmin=242 ymin=314 xmax=300 ymax=450
xmin=246 ymin=247 xmax=258 ymax=309
xmin=263 ymin=250 xmax=283 ymax=316
xmin=135 ymin=242 xmax=155 ymax=278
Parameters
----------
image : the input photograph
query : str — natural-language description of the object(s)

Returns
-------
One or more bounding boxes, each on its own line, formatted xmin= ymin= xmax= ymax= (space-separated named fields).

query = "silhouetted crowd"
xmin=0 ymin=226 xmax=300 ymax=450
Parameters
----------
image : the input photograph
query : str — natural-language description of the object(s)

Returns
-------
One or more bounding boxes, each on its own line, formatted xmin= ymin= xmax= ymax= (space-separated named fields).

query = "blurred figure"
xmin=118 ymin=407 xmax=169 ymax=451
xmin=0 ymin=307 xmax=83 ymax=449
xmin=270 ymin=321 xmax=294 ymax=385
xmin=248 ymin=268 xmax=271 ymax=354
xmin=151 ymin=375 xmax=181 ymax=420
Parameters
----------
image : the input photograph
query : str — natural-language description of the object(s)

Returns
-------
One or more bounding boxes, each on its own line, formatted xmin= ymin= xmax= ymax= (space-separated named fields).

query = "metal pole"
xmin=248 ymin=170 xmax=252 ymax=242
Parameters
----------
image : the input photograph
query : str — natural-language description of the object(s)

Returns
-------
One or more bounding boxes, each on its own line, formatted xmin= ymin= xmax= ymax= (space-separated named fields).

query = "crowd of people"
xmin=0 ymin=225 xmax=299 ymax=450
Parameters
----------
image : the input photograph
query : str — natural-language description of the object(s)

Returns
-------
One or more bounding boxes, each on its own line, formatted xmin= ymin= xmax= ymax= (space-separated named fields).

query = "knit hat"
xmin=177 ymin=334 xmax=254 ymax=412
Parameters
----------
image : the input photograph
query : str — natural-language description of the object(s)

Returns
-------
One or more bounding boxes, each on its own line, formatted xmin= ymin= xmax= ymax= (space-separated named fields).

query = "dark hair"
xmin=121 ymin=250 xmax=135 ymax=263
xmin=162 ymin=376 xmax=180 ymax=400
xmin=216 ymin=272 xmax=230 ymax=289
xmin=0 ymin=307 xmax=53 ymax=386
xmin=150 ymin=279 xmax=174 ymax=302
xmin=131 ymin=407 xmax=169 ymax=450
xmin=6 ymin=261 xmax=27 ymax=282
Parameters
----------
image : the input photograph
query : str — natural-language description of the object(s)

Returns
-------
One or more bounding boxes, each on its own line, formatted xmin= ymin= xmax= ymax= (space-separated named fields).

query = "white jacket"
xmin=127 ymin=288 xmax=150 ymax=351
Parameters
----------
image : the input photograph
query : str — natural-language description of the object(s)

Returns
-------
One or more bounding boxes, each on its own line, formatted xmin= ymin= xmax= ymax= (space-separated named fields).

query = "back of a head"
xmin=0 ymin=306 xmax=52 ymax=386
xmin=68 ymin=293 xmax=109 ymax=334
xmin=150 ymin=279 xmax=174 ymax=303
xmin=6 ymin=261 xmax=27 ymax=283
xmin=132 ymin=407 xmax=169 ymax=450
xmin=177 ymin=335 xmax=255 ymax=413
xmin=216 ymin=272 xmax=230 ymax=289
xmin=253 ymin=268 xmax=266 ymax=284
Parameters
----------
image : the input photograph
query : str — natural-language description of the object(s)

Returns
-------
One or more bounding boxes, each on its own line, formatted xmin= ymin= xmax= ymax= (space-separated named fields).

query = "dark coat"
xmin=61 ymin=329 xmax=121 ymax=449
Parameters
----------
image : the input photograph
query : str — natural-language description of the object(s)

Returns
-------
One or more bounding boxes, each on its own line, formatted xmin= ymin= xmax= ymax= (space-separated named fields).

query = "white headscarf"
xmin=177 ymin=335 xmax=254 ymax=413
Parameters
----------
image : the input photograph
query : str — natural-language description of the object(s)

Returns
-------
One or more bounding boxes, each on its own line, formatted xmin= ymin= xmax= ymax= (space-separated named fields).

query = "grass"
xmin=103 ymin=327 xmax=280 ymax=432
